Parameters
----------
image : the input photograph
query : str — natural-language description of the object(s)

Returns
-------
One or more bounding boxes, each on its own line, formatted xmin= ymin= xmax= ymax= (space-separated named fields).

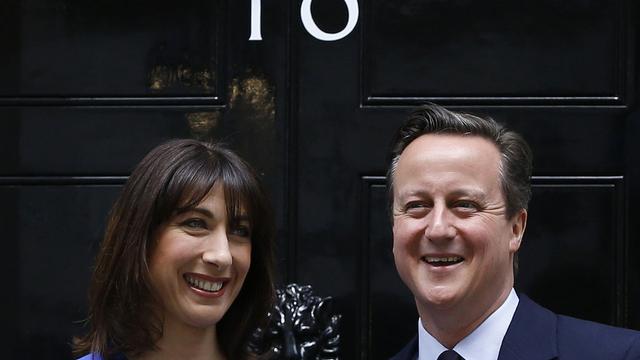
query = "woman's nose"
xmin=201 ymin=230 xmax=232 ymax=269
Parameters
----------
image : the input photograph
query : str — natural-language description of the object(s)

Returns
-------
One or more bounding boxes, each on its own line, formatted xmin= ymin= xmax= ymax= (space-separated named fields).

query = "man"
xmin=387 ymin=104 xmax=640 ymax=360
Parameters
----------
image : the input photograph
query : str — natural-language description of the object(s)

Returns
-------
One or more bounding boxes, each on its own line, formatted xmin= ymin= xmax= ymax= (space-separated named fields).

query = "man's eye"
xmin=404 ymin=202 xmax=430 ymax=214
xmin=454 ymin=201 xmax=478 ymax=210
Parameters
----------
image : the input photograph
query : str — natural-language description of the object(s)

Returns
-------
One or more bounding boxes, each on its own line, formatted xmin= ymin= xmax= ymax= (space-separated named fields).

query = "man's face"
xmin=392 ymin=134 xmax=526 ymax=321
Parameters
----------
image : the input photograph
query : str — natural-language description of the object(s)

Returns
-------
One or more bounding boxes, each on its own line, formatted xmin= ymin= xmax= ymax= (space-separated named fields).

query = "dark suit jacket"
xmin=389 ymin=294 xmax=640 ymax=360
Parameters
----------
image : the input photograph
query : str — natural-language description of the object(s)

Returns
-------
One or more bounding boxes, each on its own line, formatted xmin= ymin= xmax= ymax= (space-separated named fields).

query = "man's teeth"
xmin=185 ymin=275 xmax=223 ymax=292
xmin=424 ymin=256 xmax=463 ymax=264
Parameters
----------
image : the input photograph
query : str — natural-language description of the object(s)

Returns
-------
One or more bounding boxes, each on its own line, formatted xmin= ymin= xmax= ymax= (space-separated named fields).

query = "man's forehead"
xmin=403 ymin=133 xmax=499 ymax=156
xmin=393 ymin=134 xmax=503 ymax=198
xmin=397 ymin=134 xmax=500 ymax=170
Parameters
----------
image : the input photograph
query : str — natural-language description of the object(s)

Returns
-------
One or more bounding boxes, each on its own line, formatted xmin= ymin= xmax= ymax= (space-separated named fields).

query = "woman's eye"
xmin=230 ymin=224 xmax=251 ymax=238
xmin=182 ymin=218 xmax=207 ymax=229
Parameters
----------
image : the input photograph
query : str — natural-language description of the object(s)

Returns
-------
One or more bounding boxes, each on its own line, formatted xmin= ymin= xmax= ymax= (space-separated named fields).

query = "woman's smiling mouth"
xmin=184 ymin=273 xmax=227 ymax=294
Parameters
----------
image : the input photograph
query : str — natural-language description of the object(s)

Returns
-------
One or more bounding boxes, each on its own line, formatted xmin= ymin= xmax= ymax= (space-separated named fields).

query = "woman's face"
xmin=149 ymin=183 xmax=252 ymax=330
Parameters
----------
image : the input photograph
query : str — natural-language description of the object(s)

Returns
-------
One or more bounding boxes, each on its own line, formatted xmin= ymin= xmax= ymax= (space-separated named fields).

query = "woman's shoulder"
xmin=77 ymin=354 xmax=101 ymax=360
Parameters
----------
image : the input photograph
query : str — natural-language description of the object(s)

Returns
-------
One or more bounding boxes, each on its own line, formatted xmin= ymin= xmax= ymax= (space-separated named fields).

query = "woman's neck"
xmin=136 ymin=316 xmax=224 ymax=360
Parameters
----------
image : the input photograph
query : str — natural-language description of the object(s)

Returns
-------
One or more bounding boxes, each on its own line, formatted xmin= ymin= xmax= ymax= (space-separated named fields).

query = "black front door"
xmin=2 ymin=0 xmax=639 ymax=359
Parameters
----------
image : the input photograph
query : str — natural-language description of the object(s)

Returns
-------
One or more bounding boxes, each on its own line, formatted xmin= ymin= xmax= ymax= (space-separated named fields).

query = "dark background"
xmin=1 ymin=0 xmax=639 ymax=359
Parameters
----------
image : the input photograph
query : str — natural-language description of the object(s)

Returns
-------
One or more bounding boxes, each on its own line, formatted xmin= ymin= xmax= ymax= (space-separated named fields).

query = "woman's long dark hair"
xmin=74 ymin=139 xmax=275 ymax=359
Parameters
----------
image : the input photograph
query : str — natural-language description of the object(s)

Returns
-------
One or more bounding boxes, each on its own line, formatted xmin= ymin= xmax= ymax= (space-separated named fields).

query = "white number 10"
xmin=249 ymin=0 xmax=359 ymax=42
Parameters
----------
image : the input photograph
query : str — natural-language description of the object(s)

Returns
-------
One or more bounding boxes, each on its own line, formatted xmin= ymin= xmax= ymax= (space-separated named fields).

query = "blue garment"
xmin=77 ymin=354 xmax=99 ymax=360
xmin=390 ymin=294 xmax=640 ymax=360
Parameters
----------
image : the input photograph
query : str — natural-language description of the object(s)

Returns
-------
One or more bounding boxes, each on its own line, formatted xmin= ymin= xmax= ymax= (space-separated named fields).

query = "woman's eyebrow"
xmin=176 ymin=207 xmax=214 ymax=218
xmin=232 ymin=214 xmax=251 ymax=223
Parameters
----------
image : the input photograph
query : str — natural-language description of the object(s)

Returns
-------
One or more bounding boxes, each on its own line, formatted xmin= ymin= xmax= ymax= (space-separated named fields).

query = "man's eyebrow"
xmin=398 ymin=188 xmax=487 ymax=198
xmin=397 ymin=188 xmax=430 ymax=199
xmin=449 ymin=188 xmax=487 ymax=199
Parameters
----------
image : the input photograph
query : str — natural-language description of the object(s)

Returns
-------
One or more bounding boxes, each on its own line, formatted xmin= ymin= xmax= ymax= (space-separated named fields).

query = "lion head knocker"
xmin=248 ymin=283 xmax=341 ymax=359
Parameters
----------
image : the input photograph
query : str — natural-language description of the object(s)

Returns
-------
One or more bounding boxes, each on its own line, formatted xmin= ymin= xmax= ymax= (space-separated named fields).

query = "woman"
xmin=74 ymin=139 xmax=275 ymax=360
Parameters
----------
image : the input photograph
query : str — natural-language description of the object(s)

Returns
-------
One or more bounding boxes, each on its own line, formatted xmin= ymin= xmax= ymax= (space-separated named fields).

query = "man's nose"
xmin=424 ymin=204 xmax=456 ymax=242
xmin=201 ymin=229 xmax=232 ymax=269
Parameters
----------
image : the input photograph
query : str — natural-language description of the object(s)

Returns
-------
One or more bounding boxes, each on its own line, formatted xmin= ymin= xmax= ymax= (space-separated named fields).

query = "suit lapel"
xmin=389 ymin=336 xmax=418 ymax=360
xmin=498 ymin=294 xmax=558 ymax=360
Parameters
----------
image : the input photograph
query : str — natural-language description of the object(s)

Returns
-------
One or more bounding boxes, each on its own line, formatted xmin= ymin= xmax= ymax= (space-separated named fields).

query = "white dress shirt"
xmin=418 ymin=289 xmax=519 ymax=360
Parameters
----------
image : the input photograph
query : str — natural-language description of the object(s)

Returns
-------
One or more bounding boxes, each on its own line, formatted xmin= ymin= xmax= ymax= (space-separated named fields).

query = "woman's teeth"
xmin=184 ymin=275 xmax=223 ymax=292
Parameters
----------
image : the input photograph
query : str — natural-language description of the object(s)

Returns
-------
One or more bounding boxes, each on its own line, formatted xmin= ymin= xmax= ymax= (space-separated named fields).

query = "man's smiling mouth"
xmin=422 ymin=256 xmax=464 ymax=267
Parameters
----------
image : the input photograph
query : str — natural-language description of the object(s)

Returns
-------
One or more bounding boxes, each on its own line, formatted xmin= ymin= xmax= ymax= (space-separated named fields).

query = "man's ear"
xmin=510 ymin=209 xmax=527 ymax=252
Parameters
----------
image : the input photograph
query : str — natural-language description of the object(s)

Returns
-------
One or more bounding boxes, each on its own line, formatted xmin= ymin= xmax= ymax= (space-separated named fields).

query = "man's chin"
xmin=416 ymin=288 xmax=463 ymax=310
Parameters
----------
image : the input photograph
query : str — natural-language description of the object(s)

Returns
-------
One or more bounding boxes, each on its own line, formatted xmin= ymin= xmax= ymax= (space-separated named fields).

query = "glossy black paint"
xmin=364 ymin=0 xmax=624 ymax=104
xmin=1 ymin=0 xmax=639 ymax=359
xmin=0 ymin=0 xmax=223 ymax=98
xmin=0 ymin=180 xmax=124 ymax=359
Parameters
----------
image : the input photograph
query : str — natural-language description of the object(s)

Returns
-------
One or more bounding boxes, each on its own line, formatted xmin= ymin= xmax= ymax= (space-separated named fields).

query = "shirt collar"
xmin=418 ymin=289 xmax=519 ymax=360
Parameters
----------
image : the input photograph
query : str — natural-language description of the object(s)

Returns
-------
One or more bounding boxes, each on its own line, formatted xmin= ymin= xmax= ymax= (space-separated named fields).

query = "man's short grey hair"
xmin=387 ymin=104 xmax=533 ymax=219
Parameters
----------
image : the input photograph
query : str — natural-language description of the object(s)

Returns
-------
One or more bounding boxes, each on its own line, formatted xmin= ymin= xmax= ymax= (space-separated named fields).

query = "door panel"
xmin=0 ymin=0 xmax=223 ymax=98
xmin=0 ymin=182 xmax=123 ymax=358
xmin=363 ymin=0 xmax=625 ymax=104
xmin=520 ymin=177 xmax=625 ymax=325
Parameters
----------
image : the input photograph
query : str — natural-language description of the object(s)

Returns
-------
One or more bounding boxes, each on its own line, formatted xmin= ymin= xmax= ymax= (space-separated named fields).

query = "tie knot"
xmin=437 ymin=349 xmax=464 ymax=360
